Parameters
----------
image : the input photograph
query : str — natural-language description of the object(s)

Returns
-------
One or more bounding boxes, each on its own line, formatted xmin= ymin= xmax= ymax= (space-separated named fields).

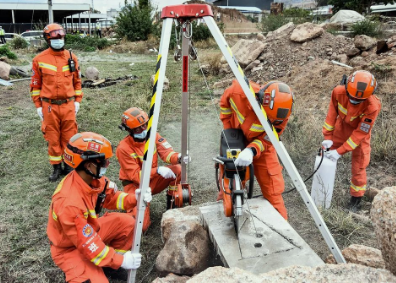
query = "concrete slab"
xmin=199 ymin=197 xmax=324 ymax=274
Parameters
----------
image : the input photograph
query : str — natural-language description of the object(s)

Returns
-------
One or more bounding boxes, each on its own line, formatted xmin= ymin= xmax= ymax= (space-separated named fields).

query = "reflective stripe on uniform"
xmin=130 ymin=153 xmax=143 ymax=161
xmin=250 ymin=123 xmax=264 ymax=132
xmin=38 ymin=62 xmax=57 ymax=72
xmin=62 ymin=65 xmax=70 ymax=72
xmin=220 ymin=107 xmax=232 ymax=115
xmin=114 ymin=249 xmax=127 ymax=254
xmin=84 ymin=212 xmax=89 ymax=219
xmin=251 ymin=139 xmax=264 ymax=152
xmin=31 ymin=90 xmax=41 ymax=97
xmin=75 ymin=90 xmax=82 ymax=96
xmin=49 ymin=155 xmax=62 ymax=162
xmin=350 ymin=182 xmax=366 ymax=192
xmin=323 ymin=122 xmax=334 ymax=131
xmin=166 ymin=151 xmax=176 ymax=163
xmin=338 ymin=102 xmax=347 ymax=115
xmin=89 ymin=210 xmax=97 ymax=219
xmin=117 ymin=192 xmax=127 ymax=210
xmin=52 ymin=210 xmax=58 ymax=221
xmin=229 ymin=98 xmax=245 ymax=124
xmin=91 ymin=246 xmax=110 ymax=265
xmin=346 ymin=137 xmax=358 ymax=149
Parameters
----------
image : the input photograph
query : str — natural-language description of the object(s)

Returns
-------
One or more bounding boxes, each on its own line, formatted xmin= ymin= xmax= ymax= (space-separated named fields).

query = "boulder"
xmin=349 ymin=56 xmax=367 ymax=67
xmin=256 ymin=33 xmax=265 ymax=41
xmin=346 ymin=47 xmax=361 ymax=57
xmin=354 ymin=35 xmax=376 ymax=51
xmin=371 ymin=186 xmax=396 ymax=275
xmin=268 ymin=22 xmax=295 ymax=40
xmin=325 ymin=244 xmax=385 ymax=268
xmin=365 ymin=187 xmax=379 ymax=201
xmin=221 ymin=40 xmax=266 ymax=67
xmin=0 ymin=61 xmax=11 ymax=80
xmin=150 ymin=75 xmax=169 ymax=91
xmin=213 ymin=79 xmax=233 ymax=89
xmin=377 ymin=40 xmax=389 ymax=54
xmin=244 ymin=60 xmax=260 ymax=72
xmin=336 ymin=54 xmax=348 ymax=64
xmin=290 ymin=23 xmax=324 ymax=43
xmin=152 ymin=273 xmax=190 ymax=283
xmin=187 ymin=264 xmax=396 ymax=282
xmin=85 ymin=66 xmax=100 ymax=80
xmin=156 ymin=207 xmax=211 ymax=276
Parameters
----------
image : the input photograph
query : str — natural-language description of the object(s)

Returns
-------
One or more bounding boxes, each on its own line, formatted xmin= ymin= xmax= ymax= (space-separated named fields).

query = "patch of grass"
xmin=351 ymin=20 xmax=382 ymax=37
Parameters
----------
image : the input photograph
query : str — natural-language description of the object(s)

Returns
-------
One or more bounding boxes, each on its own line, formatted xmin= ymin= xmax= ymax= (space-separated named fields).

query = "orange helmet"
xmin=63 ymin=132 xmax=113 ymax=170
xmin=346 ymin=70 xmax=377 ymax=100
xmin=257 ymin=81 xmax=294 ymax=125
xmin=120 ymin=107 xmax=149 ymax=131
xmin=43 ymin=23 xmax=66 ymax=41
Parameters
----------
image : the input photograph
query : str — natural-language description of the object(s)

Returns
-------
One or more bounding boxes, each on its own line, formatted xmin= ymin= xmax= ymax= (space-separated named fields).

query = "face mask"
xmin=134 ymin=130 xmax=147 ymax=140
xmin=98 ymin=167 xmax=107 ymax=178
xmin=50 ymin=39 xmax=64 ymax=50
xmin=349 ymin=98 xmax=363 ymax=105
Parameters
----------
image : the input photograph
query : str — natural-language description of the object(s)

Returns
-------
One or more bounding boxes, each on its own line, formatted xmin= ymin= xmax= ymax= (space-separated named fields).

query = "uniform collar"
xmin=126 ymin=135 xmax=145 ymax=146
xmin=71 ymin=170 xmax=104 ymax=195
xmin=48 ymin=47 xmax=66 ymax=57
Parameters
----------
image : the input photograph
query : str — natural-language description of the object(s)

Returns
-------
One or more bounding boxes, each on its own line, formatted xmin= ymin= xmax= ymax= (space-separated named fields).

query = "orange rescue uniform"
xmin=47 ymin=171 xmax=137 ymax=283
xmin=323 ymin=85 xmax=381 ymax=197
xmin=30 ymin=48 xmax=83 ymax=165
xmin=116 ymin=134 xmax=181 ymax=229
xmin=220 ymin=80 xmax=288 ymax=219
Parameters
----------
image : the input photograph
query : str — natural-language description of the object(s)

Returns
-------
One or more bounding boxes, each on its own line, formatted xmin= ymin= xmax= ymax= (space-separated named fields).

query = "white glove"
xmin=135 ymin=187 xmax=152 ymax=204
xmin=36 ymin=107 xmax=43 ymax=121
xmin=74 ymin=102 xmax=80 ymax=115
xmin=234 ymin=148 xmax=253 ymax=167
xmin=325 ymin=149 xmax=341 ymax=162
xmin=121 ymin=251 xmax=142 ymax=270
xmin=322 ymin=140 xmax=333 ymax=150
xmin=108 ymin=181 xmax=118 ymax=193
xmin=178 ymin=153 xmax=191 ymax=164
xmin=157 ymin=166 xmax=176 ymax=179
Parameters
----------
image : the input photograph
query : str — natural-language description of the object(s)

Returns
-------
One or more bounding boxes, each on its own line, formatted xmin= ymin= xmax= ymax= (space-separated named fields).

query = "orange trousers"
xmin=124 ymin=164 xmax=182 ymax=231
xmin=50 ymin=212 xmax=134 ymax=283
xmin=332 ymin=120 xmax=370 ymax=197
xmin=217 ymin=145 xmax=287 ymax=220
xmin=42 ymin=100 xmax=77 ymax=165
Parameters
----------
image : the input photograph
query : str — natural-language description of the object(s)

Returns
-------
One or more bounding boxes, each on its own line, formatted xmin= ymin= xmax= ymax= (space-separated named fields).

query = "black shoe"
xmin=49 ymin=164 xmax=62 ymax=182
xmin=62 ymin=162 xmax=74 ymax=175
xmin=347 ymin=196 xmax=362 ymax=213
xmin=102 ymin=267 xmax=128 ymax=281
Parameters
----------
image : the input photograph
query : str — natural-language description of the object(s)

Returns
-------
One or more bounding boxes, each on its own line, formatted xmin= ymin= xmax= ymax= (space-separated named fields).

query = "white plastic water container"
xmin=311 ymin=153 xmax=337 ymax=209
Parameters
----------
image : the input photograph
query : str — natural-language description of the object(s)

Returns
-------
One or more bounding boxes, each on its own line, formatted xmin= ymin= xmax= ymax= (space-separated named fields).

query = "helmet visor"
xmin=48 ymin=29 xmax=65 ymax=38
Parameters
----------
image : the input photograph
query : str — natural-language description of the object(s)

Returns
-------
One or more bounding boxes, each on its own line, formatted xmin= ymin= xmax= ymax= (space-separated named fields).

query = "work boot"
xmin=49 ymin=164 xmax=62 ymax=182
xmin=347 ymin=196 xmax=362 ymax=213
xmin=102 ymin=267 xmax=128 ymax=281
xmin=62 ymin=162 xmax=73 ymax=175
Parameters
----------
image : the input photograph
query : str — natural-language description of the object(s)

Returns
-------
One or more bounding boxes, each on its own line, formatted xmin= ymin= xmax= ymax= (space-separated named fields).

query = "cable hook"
xmin=182 ymin=21 xmax=193 ymax=39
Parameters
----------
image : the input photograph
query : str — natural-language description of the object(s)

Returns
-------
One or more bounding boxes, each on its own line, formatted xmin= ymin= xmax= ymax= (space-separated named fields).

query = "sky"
xmin=0 ymin=0 xmax=202 ymax=13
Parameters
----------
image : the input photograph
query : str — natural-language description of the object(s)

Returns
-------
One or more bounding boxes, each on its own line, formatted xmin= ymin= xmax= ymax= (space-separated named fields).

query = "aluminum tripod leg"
xmin=203 ymin=15 xmax=346 ymax=264
xmin=127 ymin=18 xmax=174 ymax=283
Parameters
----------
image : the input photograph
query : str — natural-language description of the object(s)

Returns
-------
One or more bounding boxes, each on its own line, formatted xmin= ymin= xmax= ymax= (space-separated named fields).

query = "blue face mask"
xmin=134 ymin=130 xmax=147 ymax=140
xmin=50 ymin=39 xmax=65 ymax=50
xmin=349 ymin=98 xmax=363 ymax=105
xmin=98 ymin=167 xmax=107 ymax=178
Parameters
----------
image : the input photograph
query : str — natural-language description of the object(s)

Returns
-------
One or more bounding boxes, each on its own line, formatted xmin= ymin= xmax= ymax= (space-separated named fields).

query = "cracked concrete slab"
xmin=199 ymin=197 xmax=324 ymax=274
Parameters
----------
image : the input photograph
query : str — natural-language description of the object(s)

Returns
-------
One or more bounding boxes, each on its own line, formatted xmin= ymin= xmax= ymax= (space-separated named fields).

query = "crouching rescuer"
xmin=31 ymin=23 xmax=83 ymax=182
xmin=47 ymin=132 xmax=152 ymax=283
xmin=322 ymin=70 xmax=381 ymax=212
xmin=117 ymin=107 xmax=190 ymax=232
xmin=218 ymin=80 xmax=294 ymax=220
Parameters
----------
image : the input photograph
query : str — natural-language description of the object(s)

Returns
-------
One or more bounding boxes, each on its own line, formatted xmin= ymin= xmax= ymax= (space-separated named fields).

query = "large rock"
xmin=371 ymin=186 xmax=396 ymax=275
xmin=325 ymin=244 xmax=385 ymax=268
xmin=0 ymin=61 xmax=11 ymax=80
xmin=221 ymin=40 xmax=266 ymax=67
xmin=156 ymin=207 xmax=211 ymax=276
xmin=290 ymin=23 xmax=324 ymax=43
xmin=150 ymin=75 xmax=169 ymax=91
xmin=346 ymin=47 xmax=361 ymax=57
xmin=354 ymin=35 xmax=376 ymax=51
xmin=267 ymin=22 xmax=295 ymax=40
xmin=152 ymin=273 xmax=190 ymax=283
xmin=187 ymin=264 xmax=396 ymax=282
xmin=85 ymin=66 xmax=99 ymax=80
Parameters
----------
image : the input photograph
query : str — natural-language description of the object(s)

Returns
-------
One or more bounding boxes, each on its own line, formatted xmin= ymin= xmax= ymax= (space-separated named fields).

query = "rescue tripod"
xmin=128 ymin=4 xmax=345 ymax=282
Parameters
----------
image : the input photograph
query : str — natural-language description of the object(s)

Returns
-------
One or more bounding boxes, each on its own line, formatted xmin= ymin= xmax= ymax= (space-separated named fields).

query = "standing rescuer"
xmin=116 ymin=107 xmax=189 ymax=231
xmin=322 ymin=70 xmax=381 ymax=212
xmin=219 ymin=79 xmax=294 ymax=220
xmin=47 ymin=132 xmax=152 ymax=283
xmin=30 ymin=23 xmax=83 ymax=181
xmin=0 ymin=26 xmax=5 ymax=44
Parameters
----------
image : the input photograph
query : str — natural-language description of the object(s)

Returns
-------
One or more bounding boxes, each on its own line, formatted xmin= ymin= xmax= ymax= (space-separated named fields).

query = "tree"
xmin=329 ymin=0 xmax=395 ymax=14
xmin=115 ymin=0 xmax=155 ymax=41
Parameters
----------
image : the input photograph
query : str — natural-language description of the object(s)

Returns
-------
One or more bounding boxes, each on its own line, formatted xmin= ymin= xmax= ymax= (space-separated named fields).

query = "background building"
xmin=212 ymin=0 xmax=273 ymax=11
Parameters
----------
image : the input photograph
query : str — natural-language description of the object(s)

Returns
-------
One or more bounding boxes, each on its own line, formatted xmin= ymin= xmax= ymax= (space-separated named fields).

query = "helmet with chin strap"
xmin=43 ymin=23 xmax=66 ymax=42
xmin=119 ymin=107 xmax=149 ymax=131
xmin=346 ymin=70 xmax=377 ymax=101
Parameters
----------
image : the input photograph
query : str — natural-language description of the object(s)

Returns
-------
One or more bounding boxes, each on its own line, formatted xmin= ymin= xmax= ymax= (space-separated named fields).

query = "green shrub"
xmin=10 ymin=37 xmax=29 ymax=49
xmin=259 ymin=14 xmax=290 ymax=33
xmin=64 ymin=34 xmax=111 ymax=51
xmin=84 ymin=46 xmax=96 ymax=52
xmin=0 ymin=45 xmax=17 ymax=60
xmin=351 ymin=20 xmax=381 ymax=37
